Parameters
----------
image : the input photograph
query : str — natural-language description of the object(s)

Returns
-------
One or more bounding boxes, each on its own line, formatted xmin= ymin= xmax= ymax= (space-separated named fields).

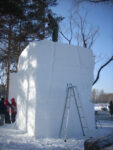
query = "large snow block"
xmin=14 ymin=40 xmax=95 ymax=138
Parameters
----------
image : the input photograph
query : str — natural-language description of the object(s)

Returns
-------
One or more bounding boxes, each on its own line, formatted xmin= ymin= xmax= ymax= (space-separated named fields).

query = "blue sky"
xmin=53 ymin=0 xmax=113 ymax=93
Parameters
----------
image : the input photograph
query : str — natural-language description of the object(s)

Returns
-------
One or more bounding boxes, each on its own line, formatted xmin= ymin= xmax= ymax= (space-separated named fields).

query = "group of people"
xmin=0 ymin=97 xmax=17 ymax=125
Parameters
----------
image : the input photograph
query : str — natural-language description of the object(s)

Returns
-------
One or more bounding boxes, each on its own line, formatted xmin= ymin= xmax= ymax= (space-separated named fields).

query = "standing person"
xmin=11 ymin=98 xmax=17 ymax=123
xmin=4 ymin=99 xmax=11 ymax=123
xmin=109 ymin=101 xmax=113 ymax=116
xmin=0 ymin=97 xmax=6 ymax=125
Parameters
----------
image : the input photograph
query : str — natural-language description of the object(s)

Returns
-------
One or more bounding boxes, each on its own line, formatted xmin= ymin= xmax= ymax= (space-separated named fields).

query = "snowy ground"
xmin=0 ymin=124 xmax=84 ymax=150
xmin=0 ymin=111 xmax=113 ymax=150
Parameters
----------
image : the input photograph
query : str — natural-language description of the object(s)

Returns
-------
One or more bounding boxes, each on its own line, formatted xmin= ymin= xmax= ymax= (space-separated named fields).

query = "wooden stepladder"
xmin=59 ymin=83 xmax=90 ymax=141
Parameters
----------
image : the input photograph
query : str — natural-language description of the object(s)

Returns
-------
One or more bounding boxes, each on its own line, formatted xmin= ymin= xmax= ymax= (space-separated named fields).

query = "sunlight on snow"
xmin=17 ymin=95 xmax=26 ymax=130
xmin=30 ymin=59 xmax=37 ymax=68
xmin=21 ymin=79 xmax=28 ymax=95
xmin=21 ymin=47 xmax=29 ymax=58
xmin=27 ymin=107 xmax=35 ymax=136
xmin=29 ymin=76 xmax=36 ymax=100
xmin=31 ymin=42 xmax=37 ymax=47
xmin=21 ymin=61 xmax=28 ymax=70
xmin=27 ymin=75 xmax=36 ymax=136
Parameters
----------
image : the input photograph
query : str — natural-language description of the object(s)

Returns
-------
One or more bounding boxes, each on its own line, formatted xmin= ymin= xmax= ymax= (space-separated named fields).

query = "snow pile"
xmin=10 ymin=40 xmax=95 ymax=138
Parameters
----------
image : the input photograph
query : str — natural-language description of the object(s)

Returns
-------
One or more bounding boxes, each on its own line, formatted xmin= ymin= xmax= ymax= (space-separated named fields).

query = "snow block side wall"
xmin=16 ymin=43 xmax=37 ymax=135
xmin=14 ymin=40 xmax=95 ymax=138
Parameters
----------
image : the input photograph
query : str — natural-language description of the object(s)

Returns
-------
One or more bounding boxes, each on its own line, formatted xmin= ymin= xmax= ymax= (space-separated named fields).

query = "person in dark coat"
xmin=0 ymin=97 xmax=6 ymax=125
xmin=10 ymin=98 xmax=17 ymax=123
xmin=109 ymin=101 xmax=113 ymax=116
xmin=4 ymin=99 xmax=11 ymax=123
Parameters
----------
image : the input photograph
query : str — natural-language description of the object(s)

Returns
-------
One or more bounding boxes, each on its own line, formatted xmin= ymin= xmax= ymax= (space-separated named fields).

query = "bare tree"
xmin=92 ymin=88 xmax=113 ymax=103
xmin=73 ymin=1 xmax=113 ymax=86
xmin=59 ymin=15 xmax=73 ymax=45
xmin=74 ymin=12 xmax=99 ymax=48
xmin=91 ymin=89 xmax=99 ymax=103
xmin=60 ymin=11 xmax=99 ymax=49
xmin=60 ymin=2 xmax=113 ymax=85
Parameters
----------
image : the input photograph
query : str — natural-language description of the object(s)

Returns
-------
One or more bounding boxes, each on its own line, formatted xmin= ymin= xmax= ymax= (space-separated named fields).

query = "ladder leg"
xmin=64 ymin=104 xmax=70 ymax=142
xmin=75 ymin=86 xmax=91 ymax=137
xmin=59 ymin=88 xmax=69 ymax=138
xmin=72 ymin=88 xmax=85 ymax=136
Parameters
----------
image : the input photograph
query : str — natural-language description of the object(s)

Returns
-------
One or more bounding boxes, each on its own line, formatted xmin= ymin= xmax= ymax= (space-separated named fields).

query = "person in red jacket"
xmin=4 ymin=99 xmax=11 ymax=123
xmin=11 ymin=98 xmax=17 ymax=123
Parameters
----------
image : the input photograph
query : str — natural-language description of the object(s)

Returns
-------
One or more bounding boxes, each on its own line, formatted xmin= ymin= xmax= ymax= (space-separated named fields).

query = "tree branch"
xmin=74 ymin=0 xmax=113 ymax=4
xmin=59 ymin=30 xmax=71 ymax=44
xmin=87 ymin=0 xmax=112 ymax=3
xmin=93 ymin=55 xmax=113 ymax=85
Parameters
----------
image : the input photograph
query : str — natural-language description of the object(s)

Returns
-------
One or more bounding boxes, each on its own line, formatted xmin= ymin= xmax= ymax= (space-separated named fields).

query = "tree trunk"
xmin=42 ymin=8 xmax=46 ymax=39
xmin=6 ymin=19 xmax=12 ymax=99
xmin=16 ymin=23 xmax=21 ymax=72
